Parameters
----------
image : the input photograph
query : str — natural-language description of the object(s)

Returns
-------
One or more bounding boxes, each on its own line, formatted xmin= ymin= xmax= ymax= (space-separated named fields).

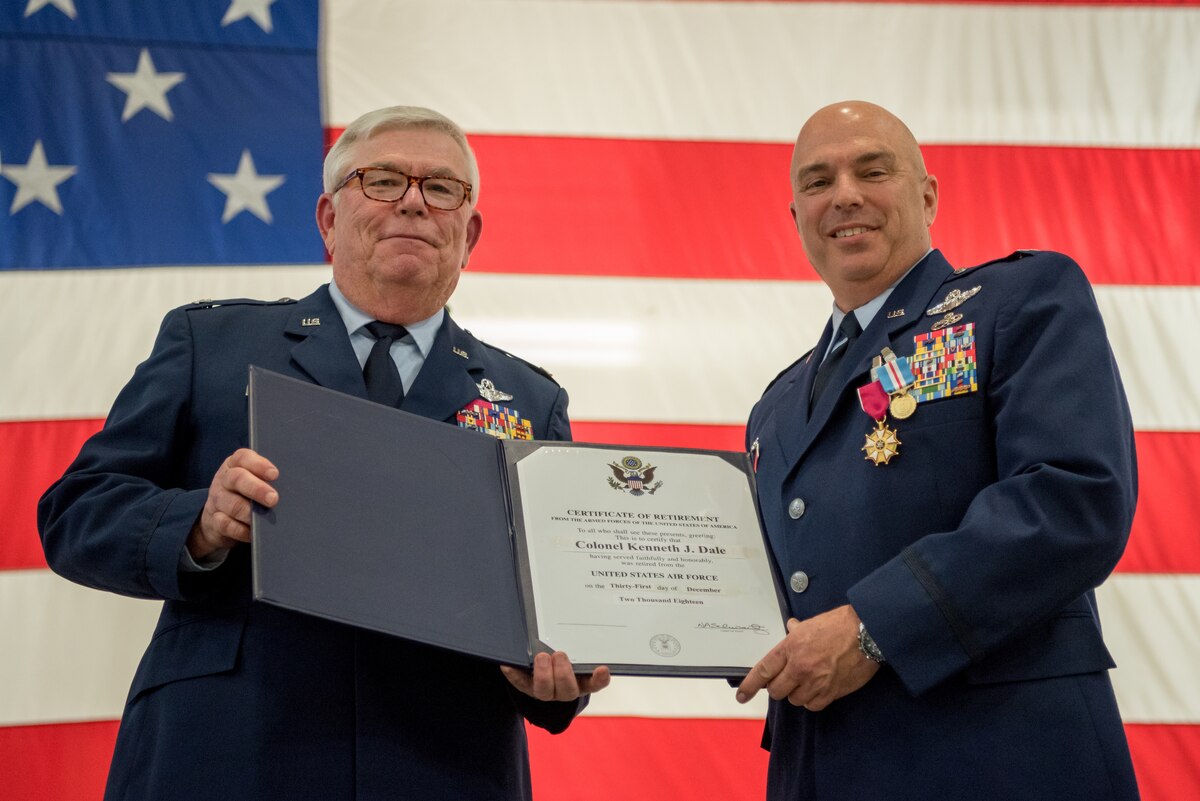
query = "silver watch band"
xmin=858 ymin=621 xmax=886 ymax=663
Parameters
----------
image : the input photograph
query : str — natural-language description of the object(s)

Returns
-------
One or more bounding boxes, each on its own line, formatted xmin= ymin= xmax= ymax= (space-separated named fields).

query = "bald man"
xmin=735 ymin=102 xmax=1139 ymax=800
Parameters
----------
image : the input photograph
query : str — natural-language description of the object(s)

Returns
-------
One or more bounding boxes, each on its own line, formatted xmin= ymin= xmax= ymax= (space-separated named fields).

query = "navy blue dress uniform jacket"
xmin=747 ymin=250 xmax=1139 ymax=800
xmin=38 ymin=285 xmax=581 ymax=801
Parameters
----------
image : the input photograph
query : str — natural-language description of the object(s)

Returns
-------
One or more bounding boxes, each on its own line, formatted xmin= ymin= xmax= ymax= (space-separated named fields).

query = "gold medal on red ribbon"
xmin=856 ymin=381 xmax=900 ymax=466
xmin=862 ymin=420 xmax=902 ymax=466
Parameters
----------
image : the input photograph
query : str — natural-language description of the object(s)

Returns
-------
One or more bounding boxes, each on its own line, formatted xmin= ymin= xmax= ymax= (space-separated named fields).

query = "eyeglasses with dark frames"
xmin=334 ymin=167 xmax=472 ymax=210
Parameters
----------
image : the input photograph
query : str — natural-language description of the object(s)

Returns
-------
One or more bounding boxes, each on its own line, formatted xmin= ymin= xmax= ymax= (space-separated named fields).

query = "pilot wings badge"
xmin=476 ymin=378 xmax=513 ymax=402
xmin=926 ymin=286 xmax=981 ymax=316
xmin=607 ymin=455 xmax=663 ymax=496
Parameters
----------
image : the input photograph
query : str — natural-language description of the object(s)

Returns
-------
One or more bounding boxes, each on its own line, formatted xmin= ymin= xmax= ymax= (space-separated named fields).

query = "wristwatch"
xmin=858 ymin=622 xmax=886 ymax=664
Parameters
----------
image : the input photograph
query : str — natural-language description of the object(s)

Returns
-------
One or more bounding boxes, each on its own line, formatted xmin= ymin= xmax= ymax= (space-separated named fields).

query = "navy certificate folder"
xmin=249 ymin=365 xmax=533 ymax=666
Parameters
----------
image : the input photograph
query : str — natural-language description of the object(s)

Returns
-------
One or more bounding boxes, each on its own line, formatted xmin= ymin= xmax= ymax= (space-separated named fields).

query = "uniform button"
xmin=789 ymin=571 xmax=809 ymax=593
xmin=788 ymin=498 xmax=806 ymax=519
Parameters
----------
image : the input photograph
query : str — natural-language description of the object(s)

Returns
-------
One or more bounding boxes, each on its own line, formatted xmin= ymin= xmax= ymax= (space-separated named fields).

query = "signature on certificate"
xmin=695 ymin=622 xmax=770 ymax=635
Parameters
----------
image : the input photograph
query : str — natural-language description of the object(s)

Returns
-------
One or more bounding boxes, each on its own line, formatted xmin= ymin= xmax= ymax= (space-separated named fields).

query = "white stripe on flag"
xmin=1 ymin=568 xmax=1196 ymax=726
xmin=3 ymin=269 xmax=1198 ymax=431
xmin=326 ymin=0 xmax=1200 ymax=147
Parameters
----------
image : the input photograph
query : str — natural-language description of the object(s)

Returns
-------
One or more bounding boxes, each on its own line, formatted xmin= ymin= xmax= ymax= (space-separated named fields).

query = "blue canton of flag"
xmin=0 ymin=0 xmax=324 ymax=270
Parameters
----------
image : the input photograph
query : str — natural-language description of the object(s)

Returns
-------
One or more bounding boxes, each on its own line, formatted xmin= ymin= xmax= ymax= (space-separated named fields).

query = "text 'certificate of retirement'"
xmin=512 ymin=445 xmax=786 ymax=675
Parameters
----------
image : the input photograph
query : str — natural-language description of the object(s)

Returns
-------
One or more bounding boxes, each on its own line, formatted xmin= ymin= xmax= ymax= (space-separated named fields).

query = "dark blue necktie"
xmin=810 ymin=313 xmax=862 ymax=410
xmin=362 ymin=321 xmax=408 ymax=407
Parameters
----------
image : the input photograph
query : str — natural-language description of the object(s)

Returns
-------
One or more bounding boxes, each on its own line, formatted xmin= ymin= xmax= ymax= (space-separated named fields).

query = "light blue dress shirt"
xmin=820 ymin=249 xmax=931 ymax=364
xmin=327 ymin=279 xmax=442 ymax=394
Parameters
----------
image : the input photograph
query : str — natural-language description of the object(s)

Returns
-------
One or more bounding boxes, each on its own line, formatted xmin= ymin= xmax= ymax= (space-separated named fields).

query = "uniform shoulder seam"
xmin=949 ymin=249 xmax=1044 ymax=279
xmin=761 ymin=349 xmax=814 ymax=397
xmin=183 ymin=297 xmax=299 ymax=310
xmin=472 ymin=336 xmax=560 ymax=385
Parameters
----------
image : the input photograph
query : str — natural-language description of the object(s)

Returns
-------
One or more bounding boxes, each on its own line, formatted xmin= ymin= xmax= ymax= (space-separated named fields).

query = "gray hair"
xmin=322 ymin=105 xmax=480 ymax=204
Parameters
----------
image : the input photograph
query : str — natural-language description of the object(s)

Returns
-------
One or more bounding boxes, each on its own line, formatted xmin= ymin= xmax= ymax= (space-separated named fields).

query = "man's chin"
xmin=377 ymin=236 xmax=437 ymax=255
xmin=373 ymin=253 xmax=438 ymax=277
xmin=825 ymin=253 xmax=884 ymax=280
xmin=373 ymin=261 xmax=459 ymax=296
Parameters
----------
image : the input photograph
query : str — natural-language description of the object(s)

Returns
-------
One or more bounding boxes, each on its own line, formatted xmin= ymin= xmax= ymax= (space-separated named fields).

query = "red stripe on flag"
xmin=469 ymin=136 xmax=1197 ymax=286
xmin=6 ymin=421 xmax=1197 ymax=573
xmin=1122 ymin=431 xmax=1200 ymax=574
xmin=0 ymin=418 xmax=103 ymax=571
xmin=577 ymin=424 xmax=1200 ymax=574
xmin=533 ymin=719 xmax=1200 ymax=801
xmin=1126 ymin=723 xmax=1200 ymax=801
xmin=0 ymin=720 xmax=117 ymax=801
xmin=927 ymin=144 xmax=1200 ymax=286
xmin=572 ymin=420 xmax=748 ymax=452
xmin=325 ymin=127 xmax=1200 ymax=286
xmin=2 ymin=718 xmax=1196 ymax=801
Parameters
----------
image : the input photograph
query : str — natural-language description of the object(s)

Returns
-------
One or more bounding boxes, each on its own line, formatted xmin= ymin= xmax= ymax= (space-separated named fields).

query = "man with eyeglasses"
xmin=39 ymin=106 xmax=609 ymax=801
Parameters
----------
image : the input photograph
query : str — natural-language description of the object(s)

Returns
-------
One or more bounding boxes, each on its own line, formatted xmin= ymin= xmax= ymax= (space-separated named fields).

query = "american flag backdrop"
xmin=2 ymin=1 xmax=1199 ymax=799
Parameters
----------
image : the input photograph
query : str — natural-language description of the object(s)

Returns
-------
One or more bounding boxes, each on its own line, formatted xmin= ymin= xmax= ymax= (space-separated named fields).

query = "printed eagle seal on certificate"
xmin=607 ymin=455 xmax=663 ymax=496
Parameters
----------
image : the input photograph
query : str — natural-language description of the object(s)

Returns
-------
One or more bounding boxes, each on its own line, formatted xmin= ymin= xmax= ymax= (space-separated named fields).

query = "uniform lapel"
xmin=285 ymin=296 xmax=487 ymax=420
xmin=774 ymin=321 xmax=832 ymax=466
xmin=284 ymin=286 xmax=367 ymax=397
xmin=401 ymin=313 xmax=484 ymax=422
xmin=868 ymin=249 xmax=959 ymax=359
xmin=777 ymin=251 xmax=957 ymax=468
